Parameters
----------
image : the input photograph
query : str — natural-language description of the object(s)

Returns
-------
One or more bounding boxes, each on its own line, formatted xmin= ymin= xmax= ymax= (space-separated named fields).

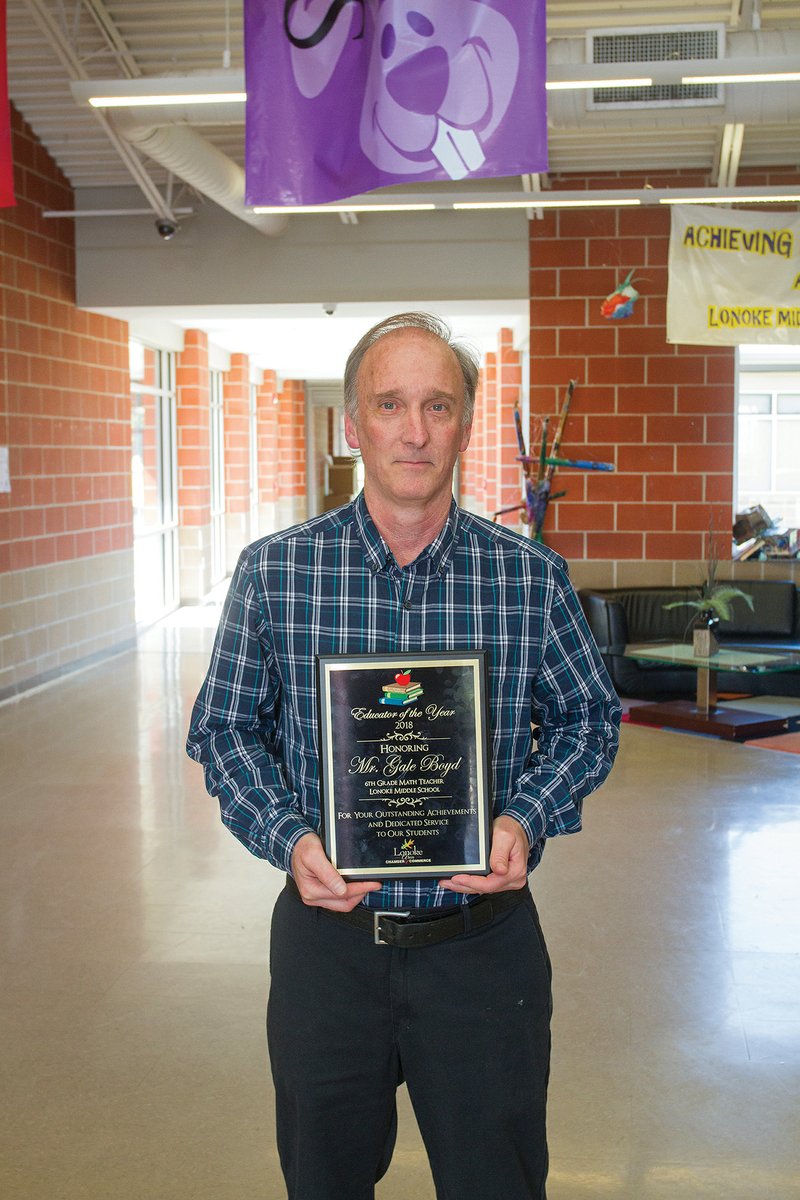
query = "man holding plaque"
xmin=188 ymin=313 xmax=621 ymax=1199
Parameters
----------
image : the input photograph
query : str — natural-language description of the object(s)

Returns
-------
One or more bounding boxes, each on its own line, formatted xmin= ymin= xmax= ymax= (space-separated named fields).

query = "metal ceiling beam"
xmin=81 ymin=0 xmax=142 ymax=79
xmin=21 ymin=0 xmax=176 ymax=222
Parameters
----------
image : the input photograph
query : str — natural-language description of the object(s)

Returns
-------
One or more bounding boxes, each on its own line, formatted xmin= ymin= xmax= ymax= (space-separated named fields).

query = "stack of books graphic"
xmin=380 ymin=678 xmax=423 ymax=706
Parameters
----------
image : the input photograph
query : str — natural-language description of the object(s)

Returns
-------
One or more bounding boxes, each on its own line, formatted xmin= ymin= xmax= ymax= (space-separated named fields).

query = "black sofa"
xmin=579 ymin=579 xmax=800 ymax=699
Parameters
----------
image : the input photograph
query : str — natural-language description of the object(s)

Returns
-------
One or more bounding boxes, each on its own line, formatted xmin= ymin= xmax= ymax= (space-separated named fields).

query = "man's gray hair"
xmin=343 ymin=312 xmax=479 ymax=428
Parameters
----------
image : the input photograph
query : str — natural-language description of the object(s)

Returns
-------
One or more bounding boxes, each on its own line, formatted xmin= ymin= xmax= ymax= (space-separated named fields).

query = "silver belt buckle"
xmin=373 ymin=910 xmax=411 ymax=945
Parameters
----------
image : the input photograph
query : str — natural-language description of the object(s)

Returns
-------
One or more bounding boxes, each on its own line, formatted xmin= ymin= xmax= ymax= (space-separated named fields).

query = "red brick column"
xmin=277 ymin=379 xmax=307 ymax=528
xmin=223 ymin=352 xmax=251 ymax=569
xmin=257 ymin=369 xmax=279 ymax=534
xmin=176 ymin=329 xmax=212 ymax=600
xmin=460 ymin=375 xmax=482 ymax=513
xmin=495 ymin=329 xmax=525 ymax=528
xmin=482 ymin=351 xmax=498 ymax=519
xmin=461 ymin=330 xmax=523 ymax=525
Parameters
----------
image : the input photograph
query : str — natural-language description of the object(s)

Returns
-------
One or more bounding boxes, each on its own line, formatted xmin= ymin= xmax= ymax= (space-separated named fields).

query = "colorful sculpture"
xmin=601 ymin=269 xmax=639 ymax=320
xmin=493 ymin=381 xmax=615 ymax=542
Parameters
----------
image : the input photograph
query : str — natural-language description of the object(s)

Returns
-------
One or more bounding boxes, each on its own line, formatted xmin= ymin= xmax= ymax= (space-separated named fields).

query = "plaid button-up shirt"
xmin=187 ymin=493 xmax=621 ymax=910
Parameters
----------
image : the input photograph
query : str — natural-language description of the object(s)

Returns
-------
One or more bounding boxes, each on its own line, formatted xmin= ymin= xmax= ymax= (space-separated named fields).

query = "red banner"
xmin=1 ymin=0 xmax=15 ymax=208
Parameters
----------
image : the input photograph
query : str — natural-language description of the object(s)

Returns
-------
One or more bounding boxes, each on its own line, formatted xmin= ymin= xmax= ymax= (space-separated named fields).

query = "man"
xmin=187 ymin=312 xmax=621 ymax=1199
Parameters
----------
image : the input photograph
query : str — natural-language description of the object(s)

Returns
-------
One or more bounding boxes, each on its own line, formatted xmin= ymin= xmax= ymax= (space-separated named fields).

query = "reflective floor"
xmin=1 ymin=604 xmax=799 ymax=1199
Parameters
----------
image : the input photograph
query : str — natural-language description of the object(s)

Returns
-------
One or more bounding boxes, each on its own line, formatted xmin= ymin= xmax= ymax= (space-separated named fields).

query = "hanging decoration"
xmin=600 ymin=269 xmax=640 ymax=320
xmin=244 ymin=0 xmax=548 ymax=206
xmin=667 ymin=204 xmax=800 ymax=346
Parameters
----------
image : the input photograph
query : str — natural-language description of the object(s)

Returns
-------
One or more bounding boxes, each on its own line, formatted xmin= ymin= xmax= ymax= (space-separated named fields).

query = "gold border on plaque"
xmin=317 ymin=652 xmax=491 ymax=879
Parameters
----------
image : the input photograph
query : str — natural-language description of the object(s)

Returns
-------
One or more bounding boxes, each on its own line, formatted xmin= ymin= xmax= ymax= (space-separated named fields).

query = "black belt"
xmin=285 ymin=876 xmax=528 ymax=947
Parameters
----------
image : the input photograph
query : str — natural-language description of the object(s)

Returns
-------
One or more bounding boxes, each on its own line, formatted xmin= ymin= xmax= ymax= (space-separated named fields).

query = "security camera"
xmin=155 ymin=218 xmax=178 ymax=241
xmin=322 ymin=302 xmax=337 ymax=316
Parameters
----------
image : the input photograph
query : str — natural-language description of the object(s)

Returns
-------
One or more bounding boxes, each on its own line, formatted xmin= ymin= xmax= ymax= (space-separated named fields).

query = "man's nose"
xmin=401 ymin=408 xmax=429 ymax=445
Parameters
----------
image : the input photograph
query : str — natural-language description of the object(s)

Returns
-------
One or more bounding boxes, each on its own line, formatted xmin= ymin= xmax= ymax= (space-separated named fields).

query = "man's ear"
xmin=459 ymin=421 xmax=473 ymax=454
xmin=344 ymin=411 xmax=360 ymax=451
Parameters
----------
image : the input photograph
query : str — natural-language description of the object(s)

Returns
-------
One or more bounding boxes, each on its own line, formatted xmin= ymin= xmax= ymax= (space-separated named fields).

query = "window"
xmin=130 ymin=342 xmax=178 ymax=624
xmin=737 ymin=353 xmax=800 ymax=528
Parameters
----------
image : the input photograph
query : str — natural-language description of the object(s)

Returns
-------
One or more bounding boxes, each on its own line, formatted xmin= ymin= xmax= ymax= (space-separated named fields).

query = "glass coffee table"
xmin=601 ymin=641 xmax=800 ymax=740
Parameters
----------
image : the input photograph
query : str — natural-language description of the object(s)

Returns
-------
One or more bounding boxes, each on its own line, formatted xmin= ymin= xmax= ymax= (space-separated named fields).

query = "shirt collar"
xmin=351 ymin=491 xmax=461 ymax=578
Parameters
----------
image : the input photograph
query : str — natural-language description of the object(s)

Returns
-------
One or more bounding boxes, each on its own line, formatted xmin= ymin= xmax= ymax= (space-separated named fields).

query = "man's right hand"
xmin=291 ymin=832 xmax=382 ymax=911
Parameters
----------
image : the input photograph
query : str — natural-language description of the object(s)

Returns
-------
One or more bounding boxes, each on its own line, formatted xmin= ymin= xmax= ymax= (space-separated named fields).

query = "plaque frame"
xmin=316 ymin=651 xmax=492 ymax=880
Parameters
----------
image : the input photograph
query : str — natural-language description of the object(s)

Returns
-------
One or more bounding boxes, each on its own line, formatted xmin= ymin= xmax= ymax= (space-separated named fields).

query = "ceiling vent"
xmin=586 ymin=25 xmax=724 ymax=110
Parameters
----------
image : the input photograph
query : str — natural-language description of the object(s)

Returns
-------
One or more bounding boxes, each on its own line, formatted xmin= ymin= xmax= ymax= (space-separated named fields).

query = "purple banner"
xmin=245 ymin=0 xmax=547 ymax=206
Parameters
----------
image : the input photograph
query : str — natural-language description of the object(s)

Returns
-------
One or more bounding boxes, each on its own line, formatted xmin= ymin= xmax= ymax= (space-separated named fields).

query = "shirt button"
xmin=403 ymin=600 xmax=412 ymax=610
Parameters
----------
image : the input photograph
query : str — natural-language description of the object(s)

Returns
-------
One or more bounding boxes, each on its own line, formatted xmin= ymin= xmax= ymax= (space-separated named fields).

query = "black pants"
xmin=267 ymin=883 xmax=552 ymax=1200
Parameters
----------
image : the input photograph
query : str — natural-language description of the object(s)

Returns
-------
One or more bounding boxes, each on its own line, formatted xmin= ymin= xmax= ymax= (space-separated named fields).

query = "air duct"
xmin=114 ymin=116 xmax=287 ymax=237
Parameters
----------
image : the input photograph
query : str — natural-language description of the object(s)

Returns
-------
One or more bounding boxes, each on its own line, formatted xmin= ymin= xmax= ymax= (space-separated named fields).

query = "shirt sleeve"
xmin=186 ymin=546 xmax=314 ymax=872
xmin=501 ymin=562 xmax=622 ymax=849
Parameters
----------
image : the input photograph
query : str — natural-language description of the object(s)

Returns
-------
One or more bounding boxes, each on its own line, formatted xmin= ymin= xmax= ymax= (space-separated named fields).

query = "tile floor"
xmin=1 ymin=603 xmax=799 ymax=1199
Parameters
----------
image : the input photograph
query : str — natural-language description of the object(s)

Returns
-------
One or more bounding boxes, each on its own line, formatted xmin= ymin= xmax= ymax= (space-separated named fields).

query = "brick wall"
xmin=528 ymin=168 xmax=800 ymax=590
xmin=461 ymin=328 xmax=524 ymax=526
xmin=0 ymin=106 xmax=134 ymax=700
xmin=176 ymin=329 xmax=212 ymax=600
xmin=256 ymin=368 xmax=279 ymax=533
xmin=223 ymin=351 xmax=250 ymax=572
xmin=277 ymin=378 xmax=307 ymax=527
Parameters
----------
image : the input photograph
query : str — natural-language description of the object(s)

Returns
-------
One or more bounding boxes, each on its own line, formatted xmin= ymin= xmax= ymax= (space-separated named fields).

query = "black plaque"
xmin=316 ymin=652 xmax=491 ymax=879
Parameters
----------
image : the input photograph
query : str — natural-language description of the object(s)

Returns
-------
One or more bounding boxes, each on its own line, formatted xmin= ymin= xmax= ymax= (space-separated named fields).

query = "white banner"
xmin=667 ymin=204 xmax=800 ymax=346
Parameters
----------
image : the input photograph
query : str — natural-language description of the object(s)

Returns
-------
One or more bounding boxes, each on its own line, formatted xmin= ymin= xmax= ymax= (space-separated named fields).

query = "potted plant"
xmin=663 ymin=530 xmax=754 ymax=657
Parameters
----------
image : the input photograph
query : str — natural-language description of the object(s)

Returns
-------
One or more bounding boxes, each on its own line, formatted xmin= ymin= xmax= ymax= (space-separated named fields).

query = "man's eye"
xmin=380 ymin=401 xmax=396 ymax=411
xmin=431 ymin=403 xmax=447 ymax=413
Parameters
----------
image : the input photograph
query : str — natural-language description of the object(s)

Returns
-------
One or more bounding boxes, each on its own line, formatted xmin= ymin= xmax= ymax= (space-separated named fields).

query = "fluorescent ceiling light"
xmin=252 ymin=203 xmax=436 ymax=214
xmin=546 ymin=77 xmax=652 ymax=90
xmin=71 ymin=73 xmax=247 ymax=109
xmin=453 ymin=198 xmax=641 ymax=210
xmin=89 ymin=92 xmax=246 ymax=107
xmin=659 ymin=193 xmax=800 ymax=205
xmin=253 ymin=189 xmax=799 ymax=215
xmin=682 ymin=71 xmax=800 ymax=84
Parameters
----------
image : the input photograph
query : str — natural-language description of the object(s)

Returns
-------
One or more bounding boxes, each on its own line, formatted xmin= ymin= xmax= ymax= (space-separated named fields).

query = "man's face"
xmin=344 ymin=328 xmax=472 ymax=511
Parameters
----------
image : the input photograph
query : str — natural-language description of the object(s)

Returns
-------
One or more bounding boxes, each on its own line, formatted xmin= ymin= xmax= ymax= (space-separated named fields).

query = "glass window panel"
xmin=777 ymin=394 xmax=800 ymax=414
xmin=129 ymin=341 xmax=145 ymax=383
xmin=737 ymin=418 xmax=772 ymax=493
xmin=131 ymin=392 xmax=162 ymax=533
xmin=738 ymin=392 xmax=771 ymax=414
xmin=130 ymin=343 xmax=178 ymax=622
xmin=134 ymin=533 xmax=166 ymax=626
xmin=775 ymin=423 xmax=800 ymax=491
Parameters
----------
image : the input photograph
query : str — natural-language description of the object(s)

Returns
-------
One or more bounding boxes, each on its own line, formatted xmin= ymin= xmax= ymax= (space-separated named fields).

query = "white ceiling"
xmin=9 ymin=1 xmax=800 ymax=187
xmin=8 ymin=1 xmax=800 ymax=372
xmin=126 ymin=301 xmax=531 ymax=381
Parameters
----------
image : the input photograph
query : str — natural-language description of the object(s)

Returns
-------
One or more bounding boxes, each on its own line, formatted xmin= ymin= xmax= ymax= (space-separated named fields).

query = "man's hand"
xmin=439 ymin=814 xmax=529 ymax=895
xmin=291 ymin=832 xmax=382 ymax=911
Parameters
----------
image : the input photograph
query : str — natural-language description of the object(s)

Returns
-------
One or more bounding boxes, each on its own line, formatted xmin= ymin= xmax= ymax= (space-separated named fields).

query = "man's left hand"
xmin=439 ymin=814 xmax=529 ymax=895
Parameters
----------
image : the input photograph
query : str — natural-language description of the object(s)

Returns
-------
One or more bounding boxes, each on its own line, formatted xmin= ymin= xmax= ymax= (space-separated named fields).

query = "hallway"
xmin=1 ymin=602 xmax=798 ymax=1199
